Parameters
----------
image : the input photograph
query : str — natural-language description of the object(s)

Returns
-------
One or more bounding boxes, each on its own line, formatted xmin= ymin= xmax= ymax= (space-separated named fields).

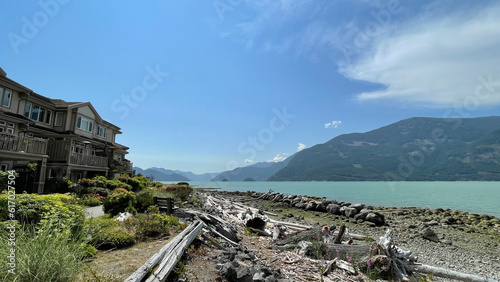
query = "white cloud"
xmin=339 ymin=3 xmax=500 ymax=107
xmin=297 ymin=142 xmax=306 ymax=152
xmin=325 ymin=120 xmax=342 ymax=129
xmin=270 ymin=153 xmax=290 ymax=162
xmin=244 ymin=159 xmax=254 ymax=164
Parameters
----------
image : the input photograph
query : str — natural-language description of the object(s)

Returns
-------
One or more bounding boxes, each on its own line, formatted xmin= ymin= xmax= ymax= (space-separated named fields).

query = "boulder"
xmin=305 ymin=202 xmax=317 ymax=211
xmin=315 ymin=202 xmax=326 ymax=212
xmin=350 ymin=203 xmax=365 ymax=212
xmin=344 ymin=207 xmax=359 ymax=218
xmin=326 ymin=204 xmax=341 ymax=215
xmin=365 ymin=213 xmax=384 ymax=226
xmin=422 ymin=228 xmax=440 ymax=243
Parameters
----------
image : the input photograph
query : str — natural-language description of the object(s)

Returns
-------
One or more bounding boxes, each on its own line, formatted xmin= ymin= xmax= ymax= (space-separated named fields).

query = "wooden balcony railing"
xmin=0 ymin=133 xmax=48 ymax=155
xmin=70 ymin=153 xmax=108 ymax=167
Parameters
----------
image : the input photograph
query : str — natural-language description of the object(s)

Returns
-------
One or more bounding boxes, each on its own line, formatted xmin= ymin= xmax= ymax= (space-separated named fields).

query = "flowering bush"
xmin=78 ymin=193 xmax=105 ymax=207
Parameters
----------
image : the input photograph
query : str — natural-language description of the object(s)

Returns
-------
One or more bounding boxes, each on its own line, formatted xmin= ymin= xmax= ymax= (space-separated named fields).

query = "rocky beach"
xmin=176 ymin=190 xmax=500 ymax=281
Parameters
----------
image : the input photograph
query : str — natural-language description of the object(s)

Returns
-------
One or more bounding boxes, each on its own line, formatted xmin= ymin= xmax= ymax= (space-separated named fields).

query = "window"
xmin=45 ymin=110 xmax=52 ymax=125
xmin=0 ymin=120 xmax=5 ymax=126
xmin=76 ymin=115 xmax=93 ymax=132
xmin=0 ymin=128 xmax=4 ymax=133
xmin=24 ymin=102 xmax=32 ymax=118
xmin=6 ymin=128 xmax=14 ymax=135
xmin=7 ymin=123 xmax=14 ymax=128
xmin=0 ymin=164 xmax=8 ymax=172
xmin=25 ymin=103 xmax=50 ymax=123
xmin=0 ymin=87 xmax=12 ymax=108
xmin=97 ymin=125 xmax=107 ymax=138
xmin=54 ymin=112 xmax=64 ymax=126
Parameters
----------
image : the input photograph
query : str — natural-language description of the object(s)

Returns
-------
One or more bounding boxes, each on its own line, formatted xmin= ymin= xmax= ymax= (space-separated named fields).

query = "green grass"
xmin=0 ymin=220 xmax=87 ymax=282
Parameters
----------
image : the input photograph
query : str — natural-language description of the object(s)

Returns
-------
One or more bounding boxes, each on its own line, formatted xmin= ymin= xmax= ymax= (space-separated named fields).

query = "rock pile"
xmin=250 ymin=191 xmax=386 ymax=226
xmin=216 ymin=246 xmax=286 ymax=282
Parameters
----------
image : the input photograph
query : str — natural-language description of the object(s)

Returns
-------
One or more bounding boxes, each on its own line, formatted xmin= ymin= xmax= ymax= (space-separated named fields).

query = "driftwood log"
xmin=125 ymin=220 xmax=204 ymax=282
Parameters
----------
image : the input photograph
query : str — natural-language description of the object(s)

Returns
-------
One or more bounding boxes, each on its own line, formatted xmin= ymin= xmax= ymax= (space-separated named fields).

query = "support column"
xmin=36 ymin=157 xmax=47 ymax=194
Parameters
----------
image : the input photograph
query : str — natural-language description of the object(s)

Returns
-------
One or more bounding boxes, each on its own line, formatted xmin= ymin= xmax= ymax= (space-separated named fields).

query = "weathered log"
xmin=148 ymin=221 xmax=205 ymax=281
xmin=249 ymin=227 xmax=271 ymax=236
xmin=411 ymin=264 xmax=497 ymax=282
xmin=323 ymin=243 xmax=370 ymax=259
xmin=333 ymin=225 xmax=346 ymax=244
xmin=125 ymin=220 xmax=204 ymax=282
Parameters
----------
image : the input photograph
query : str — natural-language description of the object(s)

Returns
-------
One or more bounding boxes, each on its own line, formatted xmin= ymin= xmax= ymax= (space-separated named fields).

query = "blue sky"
xmin=1 ymin=0 xmax=500 ymax=174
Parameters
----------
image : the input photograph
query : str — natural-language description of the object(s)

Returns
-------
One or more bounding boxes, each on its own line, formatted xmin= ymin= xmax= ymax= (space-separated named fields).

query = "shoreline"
xmin=186 ymin=181 xmax=500 ymax=219
xmin=211 ymin=190 xmax=500 ymax=280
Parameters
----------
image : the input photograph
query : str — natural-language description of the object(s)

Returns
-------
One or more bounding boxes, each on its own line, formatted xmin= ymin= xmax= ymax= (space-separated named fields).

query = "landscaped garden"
xmin=0 ymin=172 xmax=194 ymax=282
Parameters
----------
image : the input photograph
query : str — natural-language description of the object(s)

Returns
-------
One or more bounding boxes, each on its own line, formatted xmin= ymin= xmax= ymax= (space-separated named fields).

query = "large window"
xmin=97 ymin=125 xmax=107 ymax=138
xmin=77 ymin=115 xmax=93 ymax=132
xmin=0 ymin=87 xmax=12 ymax=108
xmin=24 ymin=102 xmax=52 ymax=124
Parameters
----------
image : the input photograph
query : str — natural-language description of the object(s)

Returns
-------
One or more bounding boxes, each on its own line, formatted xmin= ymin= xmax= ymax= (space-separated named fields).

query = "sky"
xmin=1 ymin=0 xmax=500 ymax=174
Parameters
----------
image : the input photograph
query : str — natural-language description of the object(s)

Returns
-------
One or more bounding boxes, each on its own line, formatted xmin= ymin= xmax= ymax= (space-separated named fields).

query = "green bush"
xmin=162 ymin=184 xmax=194 ymax=202
xmin=69 ymin=183 xmax=93 ymax=196
xmin=103 ymin=189 xmax=137 ymax=216
xmin=92 ymin=176 xmax=108 ymax=188
xmin=135 ymin=189 xmax=154 ymax=212
xmin=118 ymin=175 xmax=142 ymax=192
xmin=43 ymin=177 xmax=72 ymax=194
xmin=0 ymin=220 xmax=87 ymax=282
xmin=0 ymin=194 xmax=84 ymax=227
xmin=106 ymin=178 xmax=132 ymax=191
xmin=86 ymin=216 xmax=136 ymax=250
xmin=92 ymin=187 xmax=110 ymax=198
xmin=124 ymin=211 xmax=179 ymax=241
xmin=79 ymin=178 xmax=95 ymax=187
xmin=134 ymin=175 xmax=150 ymax=190
xmin=78 ymin=193 xmax=105 ymax=207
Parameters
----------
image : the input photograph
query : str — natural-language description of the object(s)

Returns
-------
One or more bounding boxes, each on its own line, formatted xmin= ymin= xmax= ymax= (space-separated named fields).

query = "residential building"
xmin=0 ymin=67 xmax=133 ymax=193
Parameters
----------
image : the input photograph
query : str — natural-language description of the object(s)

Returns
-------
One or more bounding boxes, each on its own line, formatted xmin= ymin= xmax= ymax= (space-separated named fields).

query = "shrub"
xmin=135 ymin=189 xmax=154 ymax=212
xmin=124 ymin=211 xmax=179 ymax=241
xmin=92 ymin=187 xmax=110 ymax=197
xmin=92 ymin=176 xmax=108 ymax=188
xmin=134 ymin=175 xmax=150 ymax=190
xmin=103 ymin=190 xmax=137 ymax=216
xmin=0 ymin=193 xmax=84 ymax=227
xmin=162 ymin=184 xmax=193 ymax=202
xmin=0 ymin=220 xmax=87 ymax=282
xmin=118 ymin=175 xmax=142 ymax=192
xmin=152 ymin=181 xmax=164 ymax=188
xmin=79 ymin=178 xmax=95 ymax=187
xmin=43 ymin=177 xmax=72 ymax=194
xmin=86 ymin=216 xmax=136 ymax=250
xmin=69 ymin=183 xmax=93 ymax=196
xmin=106 ymin=178 xmax=132 ymax=191
xmin=78 ymin=193 xmax=105 ymax=207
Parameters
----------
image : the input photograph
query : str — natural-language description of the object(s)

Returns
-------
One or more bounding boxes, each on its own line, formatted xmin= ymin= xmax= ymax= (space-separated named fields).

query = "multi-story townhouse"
xmin=0 ymin=67 xmax=133 ymax=193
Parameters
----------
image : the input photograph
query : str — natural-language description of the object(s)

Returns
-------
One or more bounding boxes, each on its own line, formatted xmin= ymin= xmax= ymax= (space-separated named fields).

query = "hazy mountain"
xmin=133 ymin=167 xmax=190 ymax=181
xmin=268 ymin=116 xmax=500 ymax=181
xmin=148 ymin=167 xmax=219 ymax=181
xmin=211 ymin=157 xmax=294 ymax=181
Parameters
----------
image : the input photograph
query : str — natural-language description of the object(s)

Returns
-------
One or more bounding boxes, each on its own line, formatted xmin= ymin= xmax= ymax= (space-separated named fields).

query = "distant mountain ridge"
xmin=211 ymin=157 xmax=294 ymax=181
xmin=268 ymin=116 xmax=500 ymax=181
xmin=133 ymin=167 xmax=218 ymax=181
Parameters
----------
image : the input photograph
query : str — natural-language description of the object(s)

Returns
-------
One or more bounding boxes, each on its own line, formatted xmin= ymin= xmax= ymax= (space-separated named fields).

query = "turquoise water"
xmin=184 ymin=181 xmax=500 ymax=218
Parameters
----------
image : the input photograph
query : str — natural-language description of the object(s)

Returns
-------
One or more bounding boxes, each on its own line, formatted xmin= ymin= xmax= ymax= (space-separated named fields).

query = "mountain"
xmin=134 ymin=167 xmax=190 ymax=181
xmin=268 ymin=116 xmax=500 ymax=181
xmin=212 ymin=157 xmax=293 ymax=181
xmin=148 ymin=167 xmax=219 ymax=181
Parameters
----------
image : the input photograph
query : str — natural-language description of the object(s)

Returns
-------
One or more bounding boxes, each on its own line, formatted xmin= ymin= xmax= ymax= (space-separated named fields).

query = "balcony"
xmin=0 ymin=133 xmax=48 ymax=155
xmin=70 ymin=152 xmax=108 ymax=167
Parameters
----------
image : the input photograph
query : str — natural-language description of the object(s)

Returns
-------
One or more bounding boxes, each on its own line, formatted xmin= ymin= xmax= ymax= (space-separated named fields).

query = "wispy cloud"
xmin=297 ymin=142 xmax=306 ymax=152
xmin=270 ymin=153 xmax=290 ymax=162
xmin=340 ymin=2 xmax=500 ymax=107
xmin=325 ymin=120 xmax=342 ymax=129
xmin=244 ymin=159 xmax=254 ymax=164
